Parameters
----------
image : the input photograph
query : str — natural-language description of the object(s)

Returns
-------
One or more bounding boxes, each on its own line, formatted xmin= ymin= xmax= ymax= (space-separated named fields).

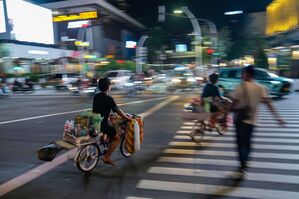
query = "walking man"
xmin=231 ymin=65 xmax=285 ymax=176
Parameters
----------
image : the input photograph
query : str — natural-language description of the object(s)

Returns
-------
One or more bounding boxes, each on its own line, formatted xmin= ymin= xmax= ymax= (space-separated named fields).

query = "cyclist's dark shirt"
xmin=92 ymin=92 xmax=119 ymax=126
xmin=201 ymin=83 xmax=221 ymax=113
xmin=201 ymin=83 xmax=221 ymax=98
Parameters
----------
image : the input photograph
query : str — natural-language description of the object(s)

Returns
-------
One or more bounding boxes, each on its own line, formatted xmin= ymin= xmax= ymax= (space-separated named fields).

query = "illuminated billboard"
xmin=176 ymin=44 xmax=187 ymax=52
xmin=6 ymin=0 xmax=54 ymax=44
xmin=53 ymin=11 xmax=98 ymax=22
xmin=125 ymin=41 xmax=136 ymax=48
xmin=0 ymin=0 xmax=6 ymax=33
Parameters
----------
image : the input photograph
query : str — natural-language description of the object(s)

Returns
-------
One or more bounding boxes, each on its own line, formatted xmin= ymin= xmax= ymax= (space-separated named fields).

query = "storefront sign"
xmin=125 ymin=41 xmax=136 ymax=48
xmin=67 ymin=20 xmax=90 ymax=29
xmin=53 ymin=11 xmax=97 ymax=22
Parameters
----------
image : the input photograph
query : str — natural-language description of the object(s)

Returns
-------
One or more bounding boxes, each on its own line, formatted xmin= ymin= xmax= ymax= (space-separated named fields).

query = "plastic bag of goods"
xmin=37 ymin=142 xmax=62 ymax=161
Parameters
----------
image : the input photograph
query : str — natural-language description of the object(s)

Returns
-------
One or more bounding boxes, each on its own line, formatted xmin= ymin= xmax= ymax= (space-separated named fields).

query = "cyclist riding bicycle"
xmin=92 ymin=77 xmax=130 ymax=166
xmin=200 ymin=73 xmax=229 ymax=129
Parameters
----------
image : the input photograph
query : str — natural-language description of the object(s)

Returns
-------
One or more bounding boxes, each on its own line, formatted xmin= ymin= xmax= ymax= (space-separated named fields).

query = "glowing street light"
xmin=173 ymin=10 xmax=183 ymax=14
xmin=224 ymin=10 xmax=243 ymax=15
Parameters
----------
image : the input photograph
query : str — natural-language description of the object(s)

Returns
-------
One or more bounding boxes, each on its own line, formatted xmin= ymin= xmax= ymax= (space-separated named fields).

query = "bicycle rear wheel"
xmin=76 ymin=143 xmax=100 ymax=172
xmin=190 ymin=121 xmax=205 ymax=143
xmin=120 ymin=136 xmax=132 ymax=158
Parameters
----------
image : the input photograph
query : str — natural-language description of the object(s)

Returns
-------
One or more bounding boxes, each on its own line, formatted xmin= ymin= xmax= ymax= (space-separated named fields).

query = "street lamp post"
xmin=136 ymin=35 xmax=149 ymax=74
xmin=180 ymin=7 xmax=203 ymax=68
xmin=172 ymin=8 xmax=218 ymax=67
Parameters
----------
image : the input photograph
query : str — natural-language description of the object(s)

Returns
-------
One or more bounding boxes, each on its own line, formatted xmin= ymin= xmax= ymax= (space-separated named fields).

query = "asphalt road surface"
xmin=1 ymin=92 xmax=299 ymax=199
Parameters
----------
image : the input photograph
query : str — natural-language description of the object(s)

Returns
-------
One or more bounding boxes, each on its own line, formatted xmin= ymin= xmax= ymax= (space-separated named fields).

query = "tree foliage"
xmin=147 ymin=27 xmax=169 ymax=63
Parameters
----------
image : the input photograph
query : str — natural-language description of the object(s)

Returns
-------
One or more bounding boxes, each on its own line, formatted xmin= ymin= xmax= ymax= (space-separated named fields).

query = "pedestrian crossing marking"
xmin=158 ymin=156 xmax=299 ymax=171
xmin=164 ymin=149 xmax=299 ymax=160
xmin=148 ymin=166 xmax=299 ymax=184
xmin=177 ymin=130 xmax=299 ymax=137
xmin=181 ymin=126 xmax=299 ymax=133
xmin=137 ymin=180 xmax=299 ymax=199
xmin=129 ymin=106 xmax=299 ymax=198
xmin=174 ymin=135 xmax=299 ymax=144
xmin=169 ymin=141 xmax=299 ymax=151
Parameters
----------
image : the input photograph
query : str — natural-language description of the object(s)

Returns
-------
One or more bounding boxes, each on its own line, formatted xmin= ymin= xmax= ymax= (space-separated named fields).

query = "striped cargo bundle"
xmin=125 ymin=115 xmax=144 ymax=154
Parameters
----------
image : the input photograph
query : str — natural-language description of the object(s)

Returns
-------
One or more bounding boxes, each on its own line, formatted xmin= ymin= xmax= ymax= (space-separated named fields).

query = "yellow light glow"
xmin=244 ymin=56 xmax=255 ymax=65
xmin=268 ymin=57 xmax=277 ymax=65
xmin=292 ymin=51 xmax=299 ymax=60
xmin=266 ymin=0 xmax=299 ymax=35
xmin=53 ymin=11 xmax=98 ymax=22
xmin=105 ymin=55 xmax=114 ymax=59
xmin=75 ymin=41 xmax=90 ymax=47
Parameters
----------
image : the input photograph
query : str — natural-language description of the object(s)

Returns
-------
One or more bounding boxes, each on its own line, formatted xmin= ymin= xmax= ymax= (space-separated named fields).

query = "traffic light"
xmin=206 ymin=48 xmax=215 ymax=55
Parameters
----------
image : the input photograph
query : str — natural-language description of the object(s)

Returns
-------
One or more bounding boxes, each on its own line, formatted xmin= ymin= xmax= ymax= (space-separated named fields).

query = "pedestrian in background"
xmin=231 ymin=65 xmax=285 ymax=176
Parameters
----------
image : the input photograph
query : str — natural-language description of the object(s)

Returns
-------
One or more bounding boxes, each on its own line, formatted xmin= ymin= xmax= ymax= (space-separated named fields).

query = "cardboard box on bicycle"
xmin=62 ymin=131 xmax=94 ymax=146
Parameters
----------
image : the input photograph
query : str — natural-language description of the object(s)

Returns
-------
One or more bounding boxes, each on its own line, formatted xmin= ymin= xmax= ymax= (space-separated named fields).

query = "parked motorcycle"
xmin=12 ymin=80 xmax=34 ymax=93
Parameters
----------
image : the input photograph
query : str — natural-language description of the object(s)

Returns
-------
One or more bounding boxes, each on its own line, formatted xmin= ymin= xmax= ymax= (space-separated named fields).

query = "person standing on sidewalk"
xmin=231 ymin=65 xmax=285 ymax=175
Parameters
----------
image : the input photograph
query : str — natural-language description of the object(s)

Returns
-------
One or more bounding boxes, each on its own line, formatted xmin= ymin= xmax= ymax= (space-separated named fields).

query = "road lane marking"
xmin=0 ymin=96 xmax=179 ymax=197
xmin=164 ymin=149 xmax=299 ymax=160
xmin=139 ymin=96 xmax=180 ymax=118
xmin=158 ymin=156 xmax=299 ymax=171
xmin=137 ymin=180 xmax=299 ymax=199
xmin=0 ymin=97 xmax=169 ymax=125
xmin=148 ymin=166 xmax=299 ymax=184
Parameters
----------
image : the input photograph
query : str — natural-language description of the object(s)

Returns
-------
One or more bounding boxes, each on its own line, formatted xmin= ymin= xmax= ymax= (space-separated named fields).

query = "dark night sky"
xmin=31 ymin=0 xmax=273 ymax=34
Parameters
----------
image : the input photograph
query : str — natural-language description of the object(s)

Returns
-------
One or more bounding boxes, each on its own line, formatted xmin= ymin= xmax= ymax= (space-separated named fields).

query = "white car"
xmin=106 ymin=70 xmax=132 ymax=89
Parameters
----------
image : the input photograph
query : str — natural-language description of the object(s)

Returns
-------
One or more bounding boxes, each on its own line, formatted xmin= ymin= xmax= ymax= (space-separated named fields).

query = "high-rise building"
xmin=107 ymin=0 xmax=129 ymax=12
xmin=266 ymin=0 xmax=299 ymax=36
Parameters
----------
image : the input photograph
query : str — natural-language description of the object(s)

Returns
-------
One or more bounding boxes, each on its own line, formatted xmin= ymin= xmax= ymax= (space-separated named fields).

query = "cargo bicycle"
xmin=73 ymin=119 xmax=133 ymax=172
xmin=183 ymin=98 xmax=231 ymax=143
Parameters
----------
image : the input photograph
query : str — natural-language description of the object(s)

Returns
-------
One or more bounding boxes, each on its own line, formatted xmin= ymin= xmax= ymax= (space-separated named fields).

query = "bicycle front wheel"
xmin=190 ymin=121 xmax=205 ymax=143
xmin=76 ymin=143 xmax=100 ymax=172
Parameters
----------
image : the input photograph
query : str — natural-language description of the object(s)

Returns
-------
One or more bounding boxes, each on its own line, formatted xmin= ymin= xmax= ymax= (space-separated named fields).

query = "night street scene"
xmin=1 ymin=0 xmax=299 ymax=198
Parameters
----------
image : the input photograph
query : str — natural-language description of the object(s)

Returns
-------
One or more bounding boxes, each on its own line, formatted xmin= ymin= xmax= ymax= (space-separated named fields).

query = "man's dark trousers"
xmin=235 ymin=121 xmax=254 ymax=169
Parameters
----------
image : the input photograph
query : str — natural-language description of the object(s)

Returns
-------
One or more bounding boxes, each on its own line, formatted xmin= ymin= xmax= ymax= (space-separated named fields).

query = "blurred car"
xmin=106 ymin=70 xmax=132 ymax=89
xmin=218 ymin=67 xmax=294 ymax=97
xmin=169 ymin=67 xmax=197 ymax=89
xmin=39 ymin=73 xmax=80 ymax=90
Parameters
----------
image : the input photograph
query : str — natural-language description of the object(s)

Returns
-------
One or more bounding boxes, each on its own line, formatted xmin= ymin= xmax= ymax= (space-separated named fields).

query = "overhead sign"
xmin=6 ymin=0 xmax=54 ymax=44
xmin=53 ymin=11 xmax=97 ymax=22
xmin=125 ymin=41 xmax=136 ymax=48
xmin=67 ymin=20 xmax=90 ymax=29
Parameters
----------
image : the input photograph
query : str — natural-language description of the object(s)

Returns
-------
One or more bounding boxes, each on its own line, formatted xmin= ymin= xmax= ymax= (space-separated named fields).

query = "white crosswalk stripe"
xmin=129 ymin=107 xmax=299 ymax=198
xmin=147 ymin=167 xmax=299 ymax=184
xmin=137 ymin=180 xmax=299 ymax=199
xmin=174 ymin=135 xmax=299 ymax=144
xmin=163 ymin=149 xmax=299 ymax=160
xmin=169 ymin=141 xmax=299 ymax=151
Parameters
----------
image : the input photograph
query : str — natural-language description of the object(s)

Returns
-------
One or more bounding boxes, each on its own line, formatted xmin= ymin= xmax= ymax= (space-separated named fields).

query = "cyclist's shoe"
xmin=102 ymin=156 xmax=116 ymax=167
